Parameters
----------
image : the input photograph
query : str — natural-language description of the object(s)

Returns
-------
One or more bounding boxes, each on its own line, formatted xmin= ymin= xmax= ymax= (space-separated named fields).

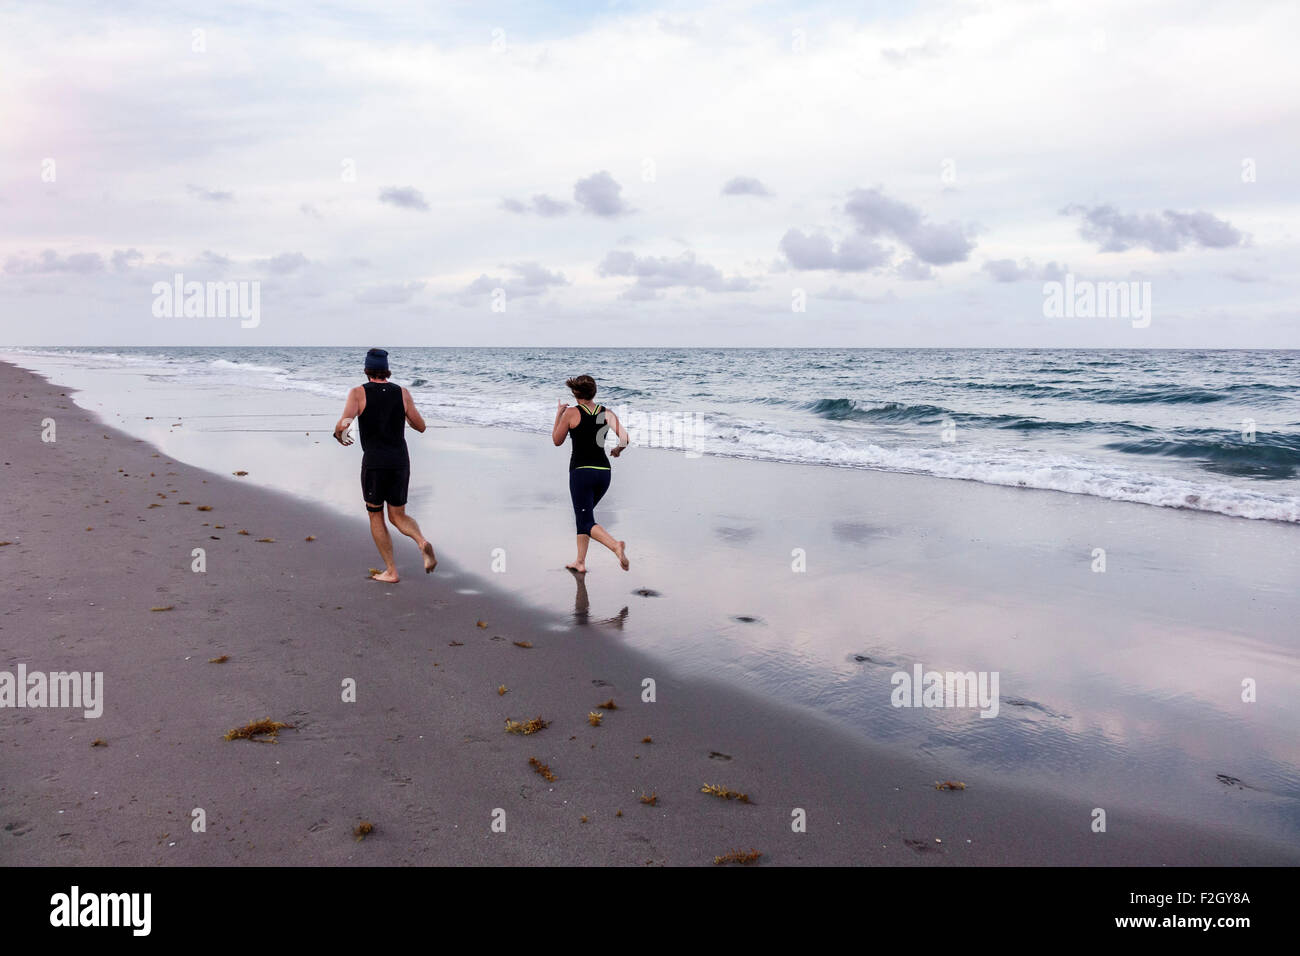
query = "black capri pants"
xmin=569 ymin=467 xmax=611 ymax=535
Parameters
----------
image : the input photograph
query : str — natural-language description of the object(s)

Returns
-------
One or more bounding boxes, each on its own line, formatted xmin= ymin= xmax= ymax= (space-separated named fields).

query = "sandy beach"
xmin=2 ymin=356 xmax=1297 ymax=866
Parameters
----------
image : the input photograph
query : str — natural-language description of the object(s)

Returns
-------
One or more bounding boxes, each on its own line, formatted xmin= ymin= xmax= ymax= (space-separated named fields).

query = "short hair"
xmin=566 ymin=375 xmax=597 ymax=400
xmin=366 ymin=367 xmax=391 ymax=380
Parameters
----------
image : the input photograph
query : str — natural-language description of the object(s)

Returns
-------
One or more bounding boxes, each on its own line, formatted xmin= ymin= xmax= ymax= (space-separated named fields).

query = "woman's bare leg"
xmin=566 ymin=533 xmax=591 ymax=573
xmin=589 ymin=523 xmax=629 ymax=570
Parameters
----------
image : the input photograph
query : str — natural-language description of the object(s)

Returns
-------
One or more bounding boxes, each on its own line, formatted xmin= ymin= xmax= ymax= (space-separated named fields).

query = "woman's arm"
xmin=606 ymin=408 xmax=630 ymax=457
xmin=552 ymin=400 xmax=575 ymax=446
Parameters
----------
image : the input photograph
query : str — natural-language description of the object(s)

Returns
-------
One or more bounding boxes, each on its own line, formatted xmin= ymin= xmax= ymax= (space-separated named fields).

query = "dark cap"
xmin=364 ymin=348 xmax=389 ymax=372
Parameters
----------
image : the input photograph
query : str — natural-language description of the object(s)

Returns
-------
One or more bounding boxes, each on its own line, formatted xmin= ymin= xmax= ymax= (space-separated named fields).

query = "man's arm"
xmin=333 ymin=386 xmax=363 ymax=444
xmin=403 ymin=387 xmax=426 ymax=433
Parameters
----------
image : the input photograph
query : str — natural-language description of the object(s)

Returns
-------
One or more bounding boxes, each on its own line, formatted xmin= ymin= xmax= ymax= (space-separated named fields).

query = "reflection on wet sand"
xmin=569 ymin=568 xmax=629 ymax=628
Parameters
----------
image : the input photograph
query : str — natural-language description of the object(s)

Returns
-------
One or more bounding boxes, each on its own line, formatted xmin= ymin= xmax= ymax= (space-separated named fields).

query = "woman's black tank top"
xmin=359 ymin=381 xmax=409 ymax=469
xmin=568 ymin=403 xmax=611 ymax=471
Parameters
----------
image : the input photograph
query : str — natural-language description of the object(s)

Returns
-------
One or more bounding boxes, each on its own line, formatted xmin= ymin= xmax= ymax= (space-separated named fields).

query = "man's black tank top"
xmin=359 ymin=381 xmax=409 ymax=469
xmin=568 ymin=403 xmax=611 ymax=471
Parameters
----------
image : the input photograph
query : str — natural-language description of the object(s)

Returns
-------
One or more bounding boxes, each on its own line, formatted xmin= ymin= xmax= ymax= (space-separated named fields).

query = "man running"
xmin=334 ymin=348 xmax=436 ymax=581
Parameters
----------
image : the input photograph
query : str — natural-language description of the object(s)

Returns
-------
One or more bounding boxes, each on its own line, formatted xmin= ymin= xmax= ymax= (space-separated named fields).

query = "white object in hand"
xmin=340 ymin=417 xmax=358 ymax=445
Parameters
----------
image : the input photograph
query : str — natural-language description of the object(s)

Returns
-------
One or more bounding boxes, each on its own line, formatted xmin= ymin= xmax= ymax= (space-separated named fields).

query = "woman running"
xmin=552 ymin=374 xmax=630 ymax=574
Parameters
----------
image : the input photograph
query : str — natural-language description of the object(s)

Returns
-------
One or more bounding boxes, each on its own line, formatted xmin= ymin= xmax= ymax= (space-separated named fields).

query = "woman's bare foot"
xmin=615 ymin=541 xmax=629 ymax=571
xmin=371 ymin=568 xmax=399 ymax=583
xmin=421 ymin=541 xmax=437 ymax=573
xmin=566 ymin=561 xmax=587 ymax=574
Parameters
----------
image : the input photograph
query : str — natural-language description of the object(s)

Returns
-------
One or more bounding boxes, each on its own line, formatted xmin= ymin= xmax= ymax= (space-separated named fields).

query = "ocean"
xmin=8 ymin=346 xmax=1299 ymax=522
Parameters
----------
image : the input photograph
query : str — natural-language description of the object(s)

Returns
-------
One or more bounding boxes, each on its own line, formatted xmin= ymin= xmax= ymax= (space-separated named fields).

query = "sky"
xmin=1 ymin=0 xmax=1298 ymax=348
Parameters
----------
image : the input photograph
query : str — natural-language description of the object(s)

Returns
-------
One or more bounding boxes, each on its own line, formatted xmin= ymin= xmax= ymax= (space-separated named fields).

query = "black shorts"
xmin=361 ymin=464 xmax=410 ymax=509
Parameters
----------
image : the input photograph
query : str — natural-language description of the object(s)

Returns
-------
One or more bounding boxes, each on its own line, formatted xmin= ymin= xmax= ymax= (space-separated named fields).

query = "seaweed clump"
xmin=224 ymin=718 xmax=293 ymax=742
xmin=505 ymin=717 xmax=549 ymax=735
xmin=713 ymin=848 xmax=761 ymax=865
xmin=701 ymin=784 xmax=752 ymax=803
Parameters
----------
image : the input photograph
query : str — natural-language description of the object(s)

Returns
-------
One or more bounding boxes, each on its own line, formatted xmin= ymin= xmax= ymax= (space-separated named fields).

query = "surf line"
xmin=0 ymin=665 xmax=103 ymax=718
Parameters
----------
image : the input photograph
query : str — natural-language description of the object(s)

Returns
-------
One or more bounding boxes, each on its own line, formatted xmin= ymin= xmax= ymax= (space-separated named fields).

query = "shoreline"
xmin=2 ymin=357 xmax=1298 ymax=865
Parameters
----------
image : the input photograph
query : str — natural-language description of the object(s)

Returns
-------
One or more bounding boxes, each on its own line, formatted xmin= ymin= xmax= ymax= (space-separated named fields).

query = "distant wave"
xmin=1105 ymin=433 xmax=1300 ymax=479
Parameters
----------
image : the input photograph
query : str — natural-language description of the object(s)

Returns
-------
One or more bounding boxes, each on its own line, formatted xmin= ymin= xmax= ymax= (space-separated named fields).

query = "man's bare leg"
xmin=387 ymin=503 xmax=436 ymax=572
xmin=368 ymin=507 xmax=399 ymax=582
xmin=566 ymin=533 xmax=591 ymax=574
xmin=589 ymin=523 xmax=629 ymax=571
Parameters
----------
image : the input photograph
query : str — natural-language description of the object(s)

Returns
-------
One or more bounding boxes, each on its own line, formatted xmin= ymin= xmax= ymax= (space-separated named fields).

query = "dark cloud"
xmin=379 ymin=186 xmax=430 ymax=212
xmin=598 ymin=249 xmax=756 ymax=295
xmin=778 ymin=229 xmax=890 ymax=272
xmin=844 ymin=188 xmax=974 ymax=265
xmin=356 ymin=280 xmax=426 ymax=304
xmin=5 ymin=250 xmax=105 ymax=274
xmin=982 ymin=258 xmax=1067 ymax=282
xmin=574 ymin=170 xmax=631 ymax=217
xmin=186 ymin=184 xmax=234 ymax=203
xmin=1062 ymin=203 xmax=1244 ymax=252
xmin=721 ymin=176 xmax=772 ymax=197
xmin=464 ymin=261 xmax=567 ymax=297
xmin=257 ymin=252 xmax=309 ymax=274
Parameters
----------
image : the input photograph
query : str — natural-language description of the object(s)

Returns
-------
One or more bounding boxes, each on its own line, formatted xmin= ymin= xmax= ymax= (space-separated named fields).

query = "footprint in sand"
xmin=708 ymin=751 xmax=732 ymax=761
xmin=633 ymin=588 xmax=660 ymax=597
xmin=732 ymin=615 xmax=763 ymax=624
xmin=904 ymin=838 xmax=941 ymax=854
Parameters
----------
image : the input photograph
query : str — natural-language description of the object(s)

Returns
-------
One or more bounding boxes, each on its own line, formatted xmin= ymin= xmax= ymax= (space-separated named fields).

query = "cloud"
xmin=356 ymin=280 xmax=426 ymax=304
xmin=982 ymin=258 xmax=1067 ymax=282
xmin=186 ymin=184 xmax=234 ymax=203
xmin=778 ymin=229 xmax=891 ymax=272
xmin=379 ymin=186 xmax=430 ymax=212
xmin=500 ymin=194 xmax=570 ymax=217
xmin=844 ymin=188 xmax=975 ymax=265
xmin=464 ymin=261 xmax=567 ymax=298
xmin=721 ymin=176 xmax=772 ymax=197
xmin=815 ymin=286 xmax=898 ymax=304
xmin=300 ymin=203 xmax=322 ymax=219
xmin=111 ymin=248 xmax=143 ymax=272
xmin=257 ymin=252 xmax=309 ymax=274
xmin=881 ymin=38 xmax=949 ymax=66
xmin=598 ymin=249 xmax=756 ymax=295
xmin=5 ymin=250 xmax=105 ymax=274
xmin=896 ymin=258 xmax=934 ymax=281
xmin=196 ymin=250 xmax=231 ymax=272
xmin=1062 ymin=203 xmax=1244 ymax=252
xmin=574 ymin=170 xmax=631 ymax=217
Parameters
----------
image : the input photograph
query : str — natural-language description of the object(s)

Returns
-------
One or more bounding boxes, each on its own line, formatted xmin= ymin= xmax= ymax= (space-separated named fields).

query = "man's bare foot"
xmin=615 ymin=541 xmax=629 ymax=571
xmin=371 ymin=568 xmax=399 ymax=583
xmin=421 ymin=541 xmax=437 ymax=573
xmin=566 ymin=561 xmax=587 ymax=574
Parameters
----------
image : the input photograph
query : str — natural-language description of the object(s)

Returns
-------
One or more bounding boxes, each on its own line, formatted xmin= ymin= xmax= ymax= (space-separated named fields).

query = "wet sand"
xmin=1 ymin=358 xmax=1297 ymax=865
